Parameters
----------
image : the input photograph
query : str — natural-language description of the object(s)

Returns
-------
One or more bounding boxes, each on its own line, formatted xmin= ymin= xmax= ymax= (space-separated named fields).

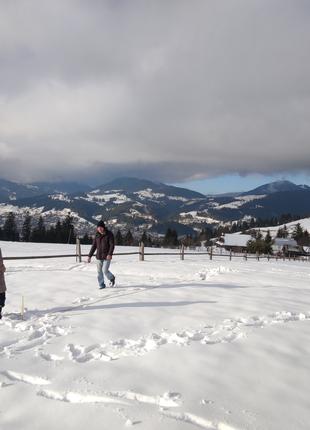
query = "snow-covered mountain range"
xmin=1 ymin=177 xmax=310 ymax=236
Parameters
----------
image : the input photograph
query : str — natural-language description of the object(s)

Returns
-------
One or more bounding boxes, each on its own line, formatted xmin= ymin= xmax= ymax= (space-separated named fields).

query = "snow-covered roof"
xmin=223 ymin=234 xmax=252 ymax=247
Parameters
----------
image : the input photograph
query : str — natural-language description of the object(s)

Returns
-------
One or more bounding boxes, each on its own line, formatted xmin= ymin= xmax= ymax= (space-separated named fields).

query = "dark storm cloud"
xmin=0 ymin=0 xmax=310 ymax=184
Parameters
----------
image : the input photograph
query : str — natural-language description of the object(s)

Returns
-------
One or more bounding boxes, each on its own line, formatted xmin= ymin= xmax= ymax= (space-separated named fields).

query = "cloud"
xmin=1 ymin=0 xmax=310 ymax=184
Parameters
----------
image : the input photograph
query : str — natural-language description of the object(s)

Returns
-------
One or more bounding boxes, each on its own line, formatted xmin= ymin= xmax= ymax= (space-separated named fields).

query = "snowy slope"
xmin=0 ymin=241 xmax=310 ymax=429
xmin=253 ymin=217 xmax=310 ymax=237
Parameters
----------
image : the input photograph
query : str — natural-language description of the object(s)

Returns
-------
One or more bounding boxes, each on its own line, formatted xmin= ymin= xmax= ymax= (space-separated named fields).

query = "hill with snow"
xmin=1 ymin=177 xmax=310 ymax=236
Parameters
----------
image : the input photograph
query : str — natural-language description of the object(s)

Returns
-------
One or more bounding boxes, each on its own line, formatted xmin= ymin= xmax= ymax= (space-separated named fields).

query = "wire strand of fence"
xmin=1 ymin=250 xmax=309 ymax=262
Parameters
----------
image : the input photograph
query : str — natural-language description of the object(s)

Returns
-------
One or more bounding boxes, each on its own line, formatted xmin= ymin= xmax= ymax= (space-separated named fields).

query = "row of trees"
xmin=0 ymin=212 xmax=76 ymax=244
xmin=1 ymin=211 xmax=309 ymax=250
xmin=247 ymin=231 xmax=273 ymax=254
xmin=0 ymin=212 xmax=157 ymax=247
xmin=246 ymin=223 xmax=310 ymax=255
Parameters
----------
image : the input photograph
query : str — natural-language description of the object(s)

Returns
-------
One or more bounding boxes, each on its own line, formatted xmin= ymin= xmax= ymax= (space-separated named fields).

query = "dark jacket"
xmin=88 ymin=230 xmax=115 ymax=260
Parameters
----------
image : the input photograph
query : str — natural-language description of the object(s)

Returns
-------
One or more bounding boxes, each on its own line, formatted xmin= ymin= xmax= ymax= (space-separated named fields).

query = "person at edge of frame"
xmin=0 ymin=249 xmax=7 ymax=320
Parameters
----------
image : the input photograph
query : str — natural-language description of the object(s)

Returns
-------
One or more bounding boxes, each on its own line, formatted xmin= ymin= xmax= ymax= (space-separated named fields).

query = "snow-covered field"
xmin=1 ymin=241 xmax=310 ymax=430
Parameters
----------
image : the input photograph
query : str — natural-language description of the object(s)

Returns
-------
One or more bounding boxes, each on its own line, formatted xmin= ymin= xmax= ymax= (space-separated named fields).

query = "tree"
xmin=163 ymin=228 xmax=172 ymax=247
xmin=247 ymin=230 xmax=273 ymax=255
xmin=292 ymin=223 xmax=304 ymax=243
xmin=182 ymin=234 xmax=194 ymax=248
xmin=3 ymin=212 xmax=19 ymax=241
xmin=163 ymin=228 xmax=179 ymax=248
xmin=115 ymin=229 xmax=123 ymax=246
xmin=140 ymin=231 xmax=153 ymax=247
xmin=80 ymin=233 xmax=92 ymax=245
xmin=46 ymin=224 xmax=55 ymax=243
xmin=62 ymin=214 xmax=75 ymax=244
xmin=276 ymin=225 xmax=288 ymax=238
xmin=124 ymin=230 xmax=134 ymax=246
xmin=247 ymin=238 xmax=266 ymax=255
xmin=31 ymin=216 xmax=46 ymax=242
xmin=54 ymin=220 xmax=63 ymax=243
xmin=264 ymin=230 xmax=273 ymax=254
xmin=141 ymin=231 xmax=148 ymax=244
xmin=21 ymin=212 xmax=32 ymax=242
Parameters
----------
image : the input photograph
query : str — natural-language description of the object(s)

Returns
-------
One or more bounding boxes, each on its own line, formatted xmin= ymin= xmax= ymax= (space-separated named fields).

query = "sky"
xmin=0 ymin=0 xmax=310 ymax=194
xmin=173 ymin=172 xmax=310 ymax=194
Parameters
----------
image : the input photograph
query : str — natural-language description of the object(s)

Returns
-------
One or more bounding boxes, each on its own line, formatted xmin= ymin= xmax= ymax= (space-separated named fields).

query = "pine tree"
xmin=140 ymin=231 xmax=153 ymax=247
xmin=54 ymin=220 xmax=63 ymax=243
xmin=46 ymin=225 xmax=55 ymax=243
xmin=300 ymin=229 xmax=310 ymax=246
xmin=21 ymin=212 xmax=32 ymax=242
xmin=124 ymin=230 xmax=134 ymax=246
xmin=292 ymin=223 xmax=304 ymax=243
xmin=140 ymin=231 xmax=148 ymax=245
xmin=264 ymin=230 xmax=273 ymax=254
xmin=81 ymin=233 xmax=92 ymax=244
xmin=3 ymin=212 xmax=19 ymax=241
xmin=115 ymin=229 xmax=123 ymax=246
xmin=163 ymin=228 xmax=172 ymax=247
xmin=163 ymin=229 xmax=179 ymax=247
xmin=62 ymin=214 xmax=75 ymax=244
xmin=31 ymin=216 xmax=46 ymax=242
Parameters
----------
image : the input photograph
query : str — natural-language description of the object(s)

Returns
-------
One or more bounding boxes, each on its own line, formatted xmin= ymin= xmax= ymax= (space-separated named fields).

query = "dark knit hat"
xmin=97 ymin=220 xmax=106 ymax=228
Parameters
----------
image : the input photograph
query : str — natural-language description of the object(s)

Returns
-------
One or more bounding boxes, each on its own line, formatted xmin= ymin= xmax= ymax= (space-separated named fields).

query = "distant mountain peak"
xmin=242 ymin=180 xmax=301 ymax=196
xmin=95 ymin=177 xmax=205 ymax=199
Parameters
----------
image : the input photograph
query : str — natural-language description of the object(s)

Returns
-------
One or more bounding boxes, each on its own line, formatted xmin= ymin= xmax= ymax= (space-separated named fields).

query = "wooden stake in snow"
xmin=139 ymin=242 xmax=145 ymax=261
xmin=180 ymin=244 xmax=185 ymax=260
xmin=21 ymin=296 xmax=25 ymax=320
xmin=76 ymin=238 xmax=82 ymax=263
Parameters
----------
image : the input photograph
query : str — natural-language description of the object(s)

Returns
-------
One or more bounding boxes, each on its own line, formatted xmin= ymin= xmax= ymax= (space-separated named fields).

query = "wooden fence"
xmin=1 ymin=240 xmax=309 ymax=263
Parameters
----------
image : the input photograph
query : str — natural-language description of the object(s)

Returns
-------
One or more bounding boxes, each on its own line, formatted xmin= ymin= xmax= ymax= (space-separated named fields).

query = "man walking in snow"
xmin=87 ymin=221 xmax=115 ymax=289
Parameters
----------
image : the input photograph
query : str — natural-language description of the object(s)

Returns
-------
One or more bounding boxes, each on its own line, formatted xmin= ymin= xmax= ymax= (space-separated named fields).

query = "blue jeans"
xmin=97 ymin=259 xmax=114 ymax=287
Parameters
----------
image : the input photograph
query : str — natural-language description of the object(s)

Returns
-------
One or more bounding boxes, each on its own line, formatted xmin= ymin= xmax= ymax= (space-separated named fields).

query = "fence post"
xmin=244 ymin=251 xmax=247 ymax=261
xmin=210 ymin=247 xmax=213 ymax=260
xmin=229 ymin=249 xmax=232 ymax=261
xmin=21 ymin=296 xmax=25 ymax=320
xmin=139 ymin=242 xmax=145 ymax=261
xmin=76 ymin=238 xmax=82 ymax=263
xmin=267 ymin=254 xmax=270 ymax=261
xmin=256 ymin=252 xmax=260 ymax=261
xmin=180 ymin=244 xmax=185 ymax=260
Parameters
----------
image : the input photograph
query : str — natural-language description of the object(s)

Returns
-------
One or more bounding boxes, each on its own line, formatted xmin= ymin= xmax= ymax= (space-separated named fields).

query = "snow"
xmin=254 ymin=217 xmax=310 ymax=238
xmin=214 ymin=195 xmax=266 ymax=210
xmin=179 ymin=211 xmax=220 ymax=225
xmin=49 ymin=193 xmax=73 ymax=203
xmin=0 ymin=204 xmax=45 ymax=217
xmin=167 ymin=196 xmax=189 ymax=202
xmin=83 ymin=193 xmax=131 ymax=205
xmin=128 ymin=209 xmax=154 ymax=220
xmin=134 ymin=189 xmax=166 ymax=200
xmin=0 ymin=241 xmax=310 ymax=429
